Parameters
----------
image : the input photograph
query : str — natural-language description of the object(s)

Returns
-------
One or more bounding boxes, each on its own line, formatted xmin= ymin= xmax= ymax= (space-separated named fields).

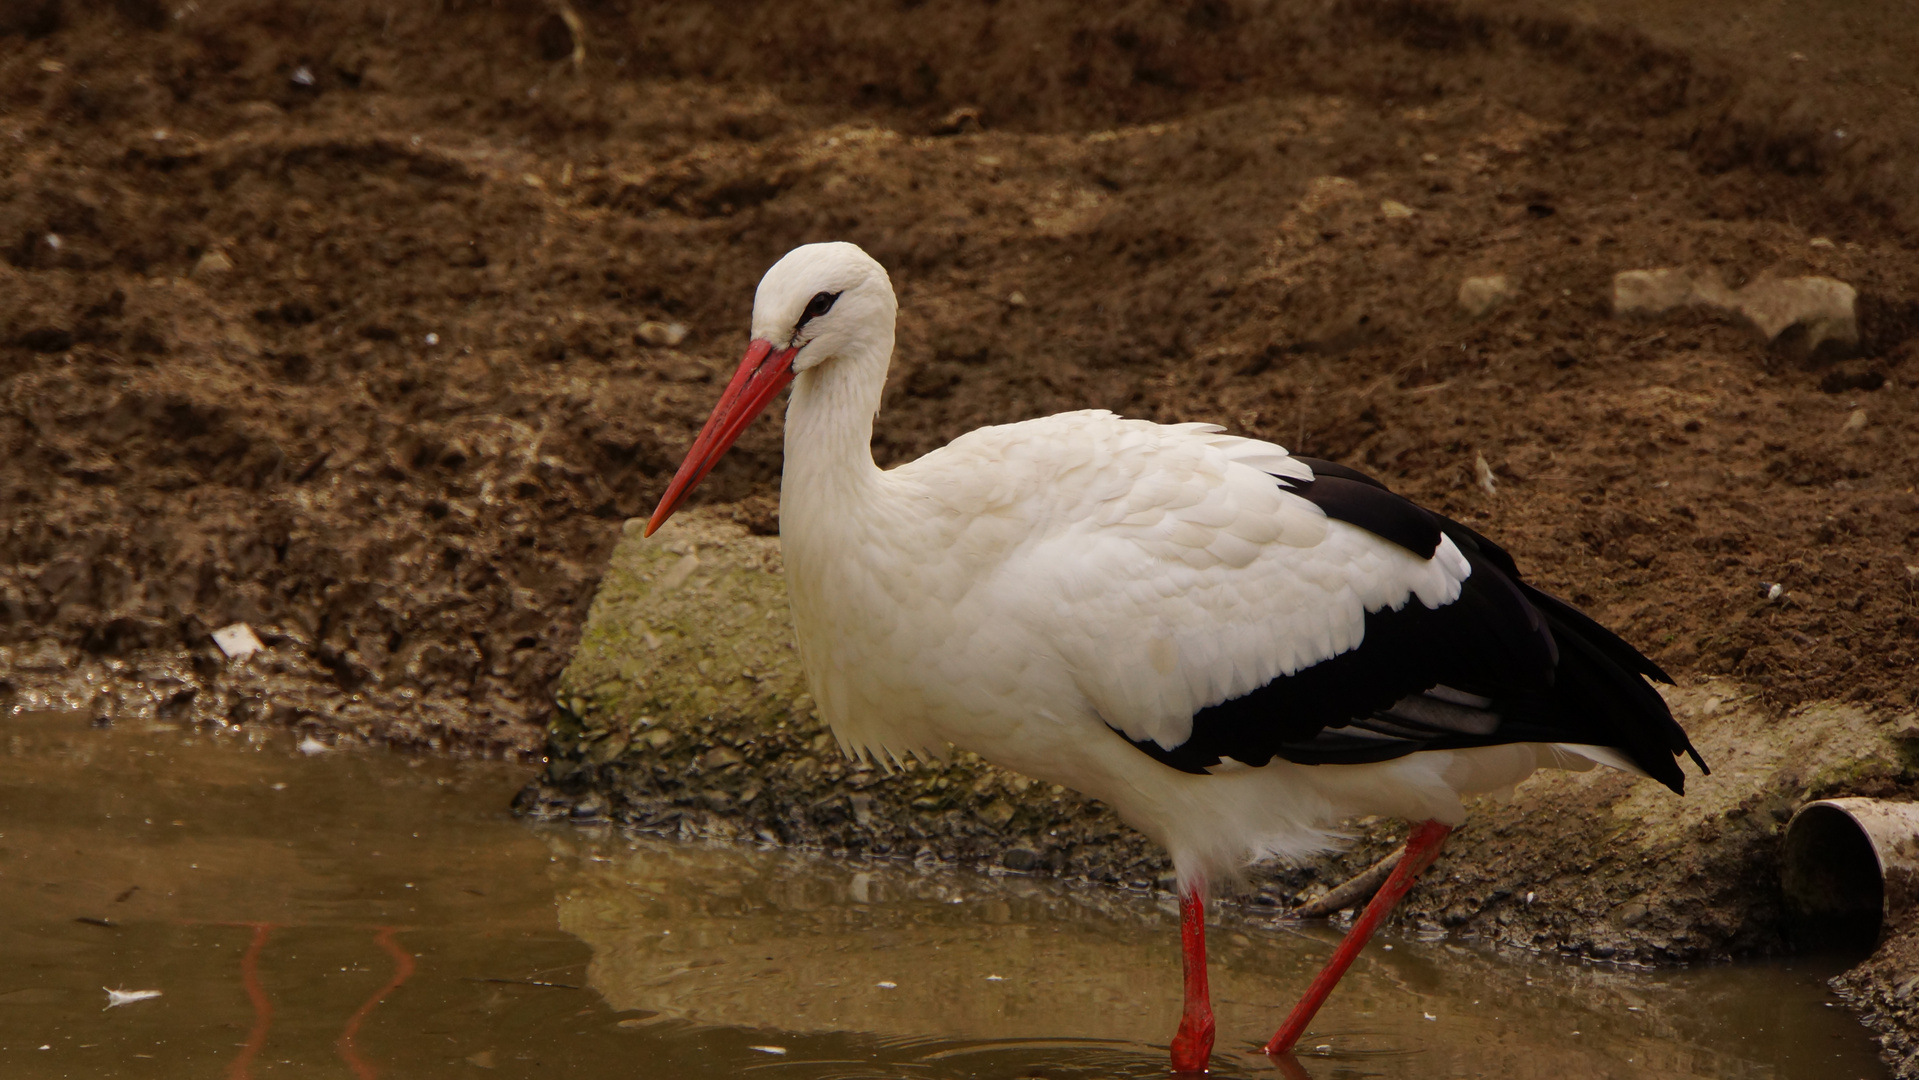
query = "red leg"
xmin=1264 ymin=819 xmax=1453 ymax=1057
xmin=1170 ymin=884 xmax=1215 ymax=1074
xmin=337 ymin=926 xmax=417 ymax=1080
xmin=226 ymin=922 xmax=275 ymax=1080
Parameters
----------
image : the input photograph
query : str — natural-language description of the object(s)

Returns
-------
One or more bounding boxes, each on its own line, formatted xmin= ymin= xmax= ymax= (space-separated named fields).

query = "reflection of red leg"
xmin=337 ymin=927 xmax=417 ymax=1080
xmin=226 ymin=922 xmax=276 ymax=1080
xmin=1265 ymin=819 xmax=1452 ymax=1056
xmin=1169 ymin=885 xmax=1215 ymax=1074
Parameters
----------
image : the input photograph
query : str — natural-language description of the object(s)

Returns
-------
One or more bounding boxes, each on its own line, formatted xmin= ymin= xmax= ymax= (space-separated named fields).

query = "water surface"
xmin=0 ymin=714 xmax=1885 ymax=1078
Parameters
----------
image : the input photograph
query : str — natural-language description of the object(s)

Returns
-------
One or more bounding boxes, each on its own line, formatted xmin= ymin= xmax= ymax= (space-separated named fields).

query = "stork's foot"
xmin=1169 ymin=1009 xmax=1214 ymax=1074
xmin=1264 ymin=818 xmax=1453 ymax=1056
xmin=1170 ymin=886 xmax=1214 ymax=1073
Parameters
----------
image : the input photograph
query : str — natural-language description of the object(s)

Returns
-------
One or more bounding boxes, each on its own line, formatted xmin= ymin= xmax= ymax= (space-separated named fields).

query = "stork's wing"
xmin=919 ymin=415 xmax=1700 ymax=795
xmin=1160 ymin=471 xmax=1697 ymax=780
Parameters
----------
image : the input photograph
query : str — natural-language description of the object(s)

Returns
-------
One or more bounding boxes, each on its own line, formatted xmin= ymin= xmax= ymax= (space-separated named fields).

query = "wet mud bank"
xmin=3 ymin=0 xmax=1918 ymax=1072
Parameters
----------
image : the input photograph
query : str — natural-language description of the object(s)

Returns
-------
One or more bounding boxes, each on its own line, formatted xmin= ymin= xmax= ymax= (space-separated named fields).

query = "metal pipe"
xmin=1781 ymin=797 xmax=1919 ymax=952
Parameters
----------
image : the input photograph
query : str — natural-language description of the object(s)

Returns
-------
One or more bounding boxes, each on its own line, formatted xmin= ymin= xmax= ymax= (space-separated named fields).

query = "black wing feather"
xmin=1114 ymin=457 xmax=1705 ymax=794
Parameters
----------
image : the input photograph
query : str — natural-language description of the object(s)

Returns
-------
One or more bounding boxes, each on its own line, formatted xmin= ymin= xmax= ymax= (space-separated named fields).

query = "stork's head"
xmin=644 ymin=242 xmax=894 ymax=536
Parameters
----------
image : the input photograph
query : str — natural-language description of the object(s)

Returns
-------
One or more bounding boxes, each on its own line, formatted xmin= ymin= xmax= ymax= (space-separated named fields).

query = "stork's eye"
xmin=797 ymin=291 xmax=841 ymax=328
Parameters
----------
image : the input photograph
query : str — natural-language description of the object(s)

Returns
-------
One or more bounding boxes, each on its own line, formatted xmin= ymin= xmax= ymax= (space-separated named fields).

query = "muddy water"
xmin=0 ymin=714 xmax=1885 ymax=1079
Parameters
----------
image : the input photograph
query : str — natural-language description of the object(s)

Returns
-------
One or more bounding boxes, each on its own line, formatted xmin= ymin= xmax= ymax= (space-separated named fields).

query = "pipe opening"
xmin=1781 ymin=802 xmax=1884 ymax=954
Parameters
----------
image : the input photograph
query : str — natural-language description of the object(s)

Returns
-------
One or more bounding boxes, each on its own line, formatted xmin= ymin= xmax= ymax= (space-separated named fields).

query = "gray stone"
xmin=703 ymin=746 xmax=745 ymax=769
xmin=977 ymin=799 xmax=1015 ymax=828
xmin=1736 ymin=276 xmax=1857 ymax=353
xmin=1002 ymin=847 xmax=1042 ymax=872
xmin=1612 ymin=266 xmax=1857 ymax=357
xmin=1457 ymin=274 xmax=1514 ymax=316
xmin=1611 ymin=900 xmax=1650 ymax=927
xmin=191 ymin=249 xmax=234 ymax=279
xmin=636 ymin=321 xmax=689 ymax=347
xmin=1611 ymin=268 xmax=1696 ymax=316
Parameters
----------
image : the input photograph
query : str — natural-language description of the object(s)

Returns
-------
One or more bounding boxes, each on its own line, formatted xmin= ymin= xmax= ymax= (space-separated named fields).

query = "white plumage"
xmin=788 ymin=405 xmax=1521 ymax=867
xmin=645 ymin=240 xmax=1701 ymax=1068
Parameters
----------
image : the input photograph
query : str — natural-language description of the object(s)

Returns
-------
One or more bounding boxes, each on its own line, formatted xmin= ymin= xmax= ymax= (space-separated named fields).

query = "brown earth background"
xmin=3 ymin=0 xmax=1919 ymax=1066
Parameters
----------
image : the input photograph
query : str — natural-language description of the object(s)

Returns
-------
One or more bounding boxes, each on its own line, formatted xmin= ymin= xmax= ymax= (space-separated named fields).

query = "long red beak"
xmin=644 ymin=338 xmax=798 ymax=537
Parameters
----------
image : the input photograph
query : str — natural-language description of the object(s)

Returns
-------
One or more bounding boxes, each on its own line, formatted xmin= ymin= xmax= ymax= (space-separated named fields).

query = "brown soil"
xmin=4 ymin=0 xmax=1919 ymax=1061
xmin=4 ymin=0 xmax=1917 ymax=752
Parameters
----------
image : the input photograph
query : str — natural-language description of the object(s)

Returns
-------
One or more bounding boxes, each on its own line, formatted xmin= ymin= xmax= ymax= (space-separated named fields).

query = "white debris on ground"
xmin=104 ymin=988 xmax=162 ymax=1009
xmin=210 ymin=622 xmax=264 ymax=661
xmin=297 ymin=736 xmax=331 ymax=755
xmin=1474 ymin=453 xmax=1498 ymax=495
xmin=748 ymin=1046 xmax=788 ymax=1055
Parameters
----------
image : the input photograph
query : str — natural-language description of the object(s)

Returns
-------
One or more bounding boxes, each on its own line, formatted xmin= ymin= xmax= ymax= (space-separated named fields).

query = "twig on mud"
xmin=1288 ymin=843 xmax=1405 ymax=919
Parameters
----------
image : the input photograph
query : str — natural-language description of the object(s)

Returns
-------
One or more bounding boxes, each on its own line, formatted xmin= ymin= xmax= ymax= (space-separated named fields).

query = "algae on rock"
xmin=548 ymin=510 xmax=807 ymax=772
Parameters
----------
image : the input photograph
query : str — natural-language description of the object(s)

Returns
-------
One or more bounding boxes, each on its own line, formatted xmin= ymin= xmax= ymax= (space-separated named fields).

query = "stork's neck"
xmin=781 ymin=336 xmax=892 ymax=499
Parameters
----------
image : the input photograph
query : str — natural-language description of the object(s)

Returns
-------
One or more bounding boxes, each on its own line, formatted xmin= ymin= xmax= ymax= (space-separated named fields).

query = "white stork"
xmin=644 ymin=242 xmax=1705 ymax=1072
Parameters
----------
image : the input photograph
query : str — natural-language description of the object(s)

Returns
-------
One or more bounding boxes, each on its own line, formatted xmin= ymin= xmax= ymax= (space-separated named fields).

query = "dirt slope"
xmin=3 ymin=0 xmax=1915 ymax=752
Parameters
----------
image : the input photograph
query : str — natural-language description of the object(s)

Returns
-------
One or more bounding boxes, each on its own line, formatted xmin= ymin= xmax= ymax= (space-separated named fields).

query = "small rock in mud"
xmin=1457 ymin=274 xmax=1514 ymax=316
xmin=191 ymin=249 xmax=234 ymax=279
xmin=1612 ymin=267 xmax=1858 ymax=358
xmin=1612 ymin=268 xmax=1696 ymax=315
xmin=1002 ymin=848 xmax=1043 ymax=872
xmin=636 ymin=321 xmax=689 ymax=347
xmin=1611 ymin=900 xmax=1650 ymax=927
xmin=1738 ymin=275 xmax=1858 ymax=355
xmin=977 ymin=799 xmax=1015 ymax=828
